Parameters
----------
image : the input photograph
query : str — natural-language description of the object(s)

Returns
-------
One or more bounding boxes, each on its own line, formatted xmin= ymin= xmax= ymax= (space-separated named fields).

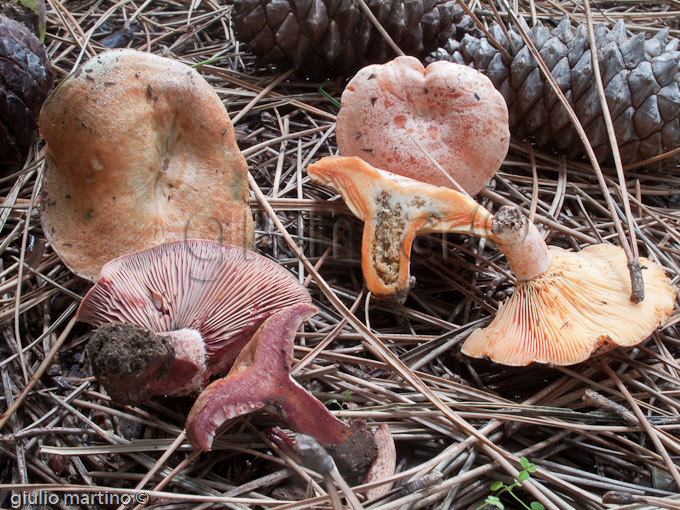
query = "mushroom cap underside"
xmin=40 ymin=49 xmax=253 ymax=281
xmin=462 ymin=244 xmax=676 ymax=366
xmin=336 ymin=56 xmax=509 ymax=195
xmin=77 ymin=240 xmax=311 ymax=374
xmin=186 ymin=302 xmax=351 ymax=451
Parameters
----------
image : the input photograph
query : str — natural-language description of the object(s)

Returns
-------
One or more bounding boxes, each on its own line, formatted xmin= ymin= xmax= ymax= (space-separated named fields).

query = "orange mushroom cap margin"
xmin=307 ymin=156 xmax=492 ymax=302
xmin=462 ymin=209 xmax=676 ymax=366
xmin=39 ymin=49 xmax=253 ymax=281
xmin=336 ymin=56 xmax=509 ymax=196
xmin=78 ymin=240 xmax=311 ymax=401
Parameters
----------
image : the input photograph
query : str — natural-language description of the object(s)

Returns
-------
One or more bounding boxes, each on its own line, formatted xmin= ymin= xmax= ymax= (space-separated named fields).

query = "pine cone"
xmin=231 ymin=0 xmax=458 ymax=78
xmin=430 ymin=9 xmax=680 ymax=166
xmin=0 ymin=14 xmax=53 ymax=175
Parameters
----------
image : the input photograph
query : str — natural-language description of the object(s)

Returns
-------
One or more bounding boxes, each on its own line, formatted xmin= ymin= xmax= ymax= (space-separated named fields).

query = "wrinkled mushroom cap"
xmin=40 ymin=49 xmax=253 ymax=280
xmin=462 ymin=244 xmax=676 ymax=366
xmin=336 ymin=56 xmax=509 ymax=195
xmin=77 ymin=240 xmax=311 ymax=374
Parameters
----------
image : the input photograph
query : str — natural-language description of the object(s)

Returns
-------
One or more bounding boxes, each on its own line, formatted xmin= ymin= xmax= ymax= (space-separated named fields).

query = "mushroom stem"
xmin=87 ymin=324 xmax=206 ymax=406
xmin=308 ymin=156 xmax=492 ymax=302
xmin=186 ymin=303 xmax=351 ymax=451
xmin=489 ymin=206 xmax=552 ymax=281
xmin=269 ymin=377 xmax=352 ymax=446
xmin=148 ymin=329 xmax=206 ymax=396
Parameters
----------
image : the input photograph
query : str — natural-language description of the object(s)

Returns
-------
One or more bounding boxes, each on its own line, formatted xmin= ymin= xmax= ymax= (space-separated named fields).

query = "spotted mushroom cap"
xmin=336 ymin=56 xmax=509 ymax=195
xmin=39 ymin=49 xmax=253 ymax=281
xmin=77 ymin=240 xmax=312 ymax=374
xmin=462 ymin=244 xmax=676 ymax=366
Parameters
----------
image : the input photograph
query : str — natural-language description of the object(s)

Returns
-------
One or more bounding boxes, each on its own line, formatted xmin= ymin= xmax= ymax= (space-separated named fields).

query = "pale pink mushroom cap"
xmin=78 ymin=240 xmax=312 ymax=378
xmin=336 ymin=56 xmax=509 ymax=195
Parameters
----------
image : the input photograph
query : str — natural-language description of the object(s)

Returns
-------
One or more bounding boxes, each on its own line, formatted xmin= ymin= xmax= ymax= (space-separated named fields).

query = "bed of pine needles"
xmin=2 ymin=1 xmax=680 ymax=509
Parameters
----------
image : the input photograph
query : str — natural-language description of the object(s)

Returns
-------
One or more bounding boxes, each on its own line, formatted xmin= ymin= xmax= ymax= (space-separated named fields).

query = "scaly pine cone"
xmin=231 ymin=0 xmax=458 ymax=78
xmin=430 ymin=8 xmax=680 ymax=166
xmin=0 ymin=13 xmax=53 ymax=175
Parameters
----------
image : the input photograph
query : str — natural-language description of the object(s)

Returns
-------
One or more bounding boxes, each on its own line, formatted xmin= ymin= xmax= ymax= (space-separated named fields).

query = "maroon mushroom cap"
xmin=186 ymin=303 xmax=352 ymax=451
xmin=78 ymin=240 xmax=312 ymax=377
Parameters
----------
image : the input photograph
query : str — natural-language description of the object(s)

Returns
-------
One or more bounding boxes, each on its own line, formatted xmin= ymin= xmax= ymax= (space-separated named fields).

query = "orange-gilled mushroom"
xmin=307 ymin=156 xmax=492 ymax=303
xmin=186 ymin=303 xmax=353 ymax=451
xmin=462 ymin=206 xmax=676 ymax=366
xmin=78 ymin=240 xmax=311 ymax=405
xmin=336 ymin=56 xmax=509 ymax=196
xmin=39 ymin=49 xmax=253 ymax=281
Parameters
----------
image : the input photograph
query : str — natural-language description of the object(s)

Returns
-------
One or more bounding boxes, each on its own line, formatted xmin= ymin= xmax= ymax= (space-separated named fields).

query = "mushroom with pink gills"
xmin=78 ymin=240 xmax=312 ymax=405
xmin=39 ymin=49 xmax=253 ymax=281
xmin=79 ymin=240 xmax=392 ymax=482
xmin=307 ymin=156 xmax=676 ymax=366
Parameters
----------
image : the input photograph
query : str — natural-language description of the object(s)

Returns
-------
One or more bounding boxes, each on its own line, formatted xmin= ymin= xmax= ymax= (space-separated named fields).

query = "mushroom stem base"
xmin=490 ymin=206 xmax=552 ymax=281
xmin=87 ymin=324 xmax=206 ymax=405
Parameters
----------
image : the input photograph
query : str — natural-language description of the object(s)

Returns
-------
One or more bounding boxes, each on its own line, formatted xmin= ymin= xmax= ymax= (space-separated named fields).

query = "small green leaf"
xmin=343 ymin=390 xmax=352 ymax=400
xmin=485 ymin=495 xmax=504 ymax=509
xmin=325 ymin=398 xmax=342 ymax=410
xmin=527 ymin=463 xmax=537 ymax=473
xmin=530 ymin=502 xmax=546 ymax=510
xmin=517 ymin=470 xmax=530 ymax=483
xmin=520 ymin=457 xmax=530 ymax=469
xmin=490 ymin=480 xmax=504 ymax=491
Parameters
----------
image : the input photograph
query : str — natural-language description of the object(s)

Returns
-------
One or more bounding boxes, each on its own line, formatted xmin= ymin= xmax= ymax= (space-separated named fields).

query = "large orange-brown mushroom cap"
xmin=462 ymin=244 xmax=676 ymax=366
xmin=40 ymin=49 xmax=253 ymax=280
xmin=336 ymin=56 xmax=509 ymax=195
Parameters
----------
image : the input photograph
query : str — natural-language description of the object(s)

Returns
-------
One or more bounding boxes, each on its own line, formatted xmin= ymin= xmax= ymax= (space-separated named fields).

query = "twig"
xmin=583 ymin=0 xmax=643 ymax=302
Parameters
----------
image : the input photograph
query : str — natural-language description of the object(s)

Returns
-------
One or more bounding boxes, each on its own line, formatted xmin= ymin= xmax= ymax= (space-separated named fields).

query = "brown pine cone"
xmin=429 ymin=9 xmax=680 ymax=166
xmin=0 ymin=14 xmax=53 ymax=175
xmin=231 ymin=0 xmax=458 ymax=78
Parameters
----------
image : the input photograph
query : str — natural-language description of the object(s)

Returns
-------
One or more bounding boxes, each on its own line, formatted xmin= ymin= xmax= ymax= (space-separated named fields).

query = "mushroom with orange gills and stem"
xmin=308 ymin=156 xmax=675 ymax=365
xmin=78 ymin=240 xmax=312 ymax=405
xmin=39 ymin=49 xmax=253 ymax=281
xmin=461 ymin=206 xmax=676 ymax=366
xmin=307 ymin=155 xmax=492 ymax=303
xmin=336 ymin=56 xmax=509 ymax=196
